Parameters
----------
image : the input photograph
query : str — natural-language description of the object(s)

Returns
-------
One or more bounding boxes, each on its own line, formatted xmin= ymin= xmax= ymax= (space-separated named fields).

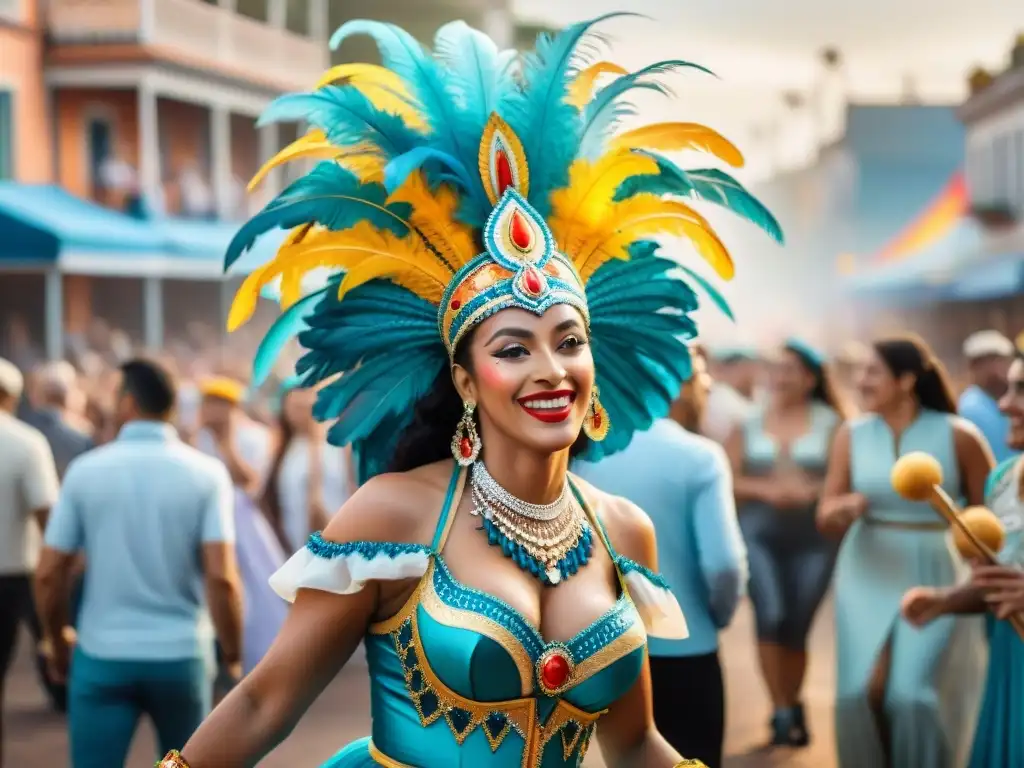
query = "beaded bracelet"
xmin=156 ymin=750 xmax=190 ymax=768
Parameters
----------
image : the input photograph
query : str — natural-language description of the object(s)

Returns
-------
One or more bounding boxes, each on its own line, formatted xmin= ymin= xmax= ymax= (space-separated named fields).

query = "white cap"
xmin=0 ymin=357 xmax=24 ymax=400
xmin=963 ymin=330 xmax=1015 ymax=360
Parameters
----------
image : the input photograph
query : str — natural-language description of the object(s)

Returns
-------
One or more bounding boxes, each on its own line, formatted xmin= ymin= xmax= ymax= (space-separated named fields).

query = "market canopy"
xmin=0 ymin=183 xmax=167 ymax=269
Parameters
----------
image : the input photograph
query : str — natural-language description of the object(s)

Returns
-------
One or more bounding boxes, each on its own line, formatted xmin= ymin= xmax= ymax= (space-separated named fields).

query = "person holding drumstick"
xmin=903 ymin=348 xmax=1024 ymax=767
xmin=817 ymin=335 xmax=993 ymax=768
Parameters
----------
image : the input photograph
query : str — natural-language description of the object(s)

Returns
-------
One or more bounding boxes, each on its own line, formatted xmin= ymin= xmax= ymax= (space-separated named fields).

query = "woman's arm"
xmin=178 ymin=474 xmax=436 ymax=767
xmin=816 ymin=423 xmax=866 ymax=539
xmin=953 ymin=420 xmax=995 ymax=506
xmin=723 ymin=426 xmax=776 ymax=504
xmin=597 ymin=499 xmax=684 ymax=768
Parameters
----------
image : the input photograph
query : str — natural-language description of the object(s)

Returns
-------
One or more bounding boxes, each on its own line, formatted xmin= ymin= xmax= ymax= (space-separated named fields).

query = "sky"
xmin=513 ymin=0 xmax=1024 ymax=179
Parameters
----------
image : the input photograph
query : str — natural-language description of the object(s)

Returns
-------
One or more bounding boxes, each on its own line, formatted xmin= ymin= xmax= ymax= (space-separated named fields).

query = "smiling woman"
xmin=158 ymin=11 xmax=781 ymax=768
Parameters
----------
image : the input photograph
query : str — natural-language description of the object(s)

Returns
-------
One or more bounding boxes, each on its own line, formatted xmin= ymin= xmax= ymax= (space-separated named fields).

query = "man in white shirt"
xmin=0 ymin=358 xmax=59 ymax=766
xmin=701 ymin=346 xmax=760 ymax=444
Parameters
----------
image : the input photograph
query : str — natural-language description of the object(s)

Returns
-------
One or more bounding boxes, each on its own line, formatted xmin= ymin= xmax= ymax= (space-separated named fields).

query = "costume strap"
xmin=567 ymin=477 xmax=628 ymax=593
xmin=431 ymin=465 xmax=468 ymax=552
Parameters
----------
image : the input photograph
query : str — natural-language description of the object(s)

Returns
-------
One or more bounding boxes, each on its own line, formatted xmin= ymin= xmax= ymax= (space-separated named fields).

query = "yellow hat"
xmin=199 ymin=376 xmax=246 ymax=404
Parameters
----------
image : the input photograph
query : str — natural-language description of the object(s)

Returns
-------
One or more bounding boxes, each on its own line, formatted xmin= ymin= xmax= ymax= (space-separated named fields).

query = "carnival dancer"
xmin=901 ymin=348 xmax=1024 ymax=768
xmin=159 ymin=13 xmax=782 ymax=768
xmin=818 ymin=335 xmax=992 ymax=767
xmin=727 ymin=339 xmax=848 ymax=747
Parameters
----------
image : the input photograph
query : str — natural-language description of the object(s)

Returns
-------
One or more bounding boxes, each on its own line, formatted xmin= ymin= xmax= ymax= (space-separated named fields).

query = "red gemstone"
xmin=510 ymin=210 xmax=533 ymax=251
xmin=523 ymin=267 xmax=543 ymax=296
xmin=450 ymin=299 xmax=461 ymax=310
xmin=495 ymin=149 xmax=514 ymax=196
xmin=541 ymin=653 xmax=571 ymax=690
xmin=593 ymin=413 xmax=602 ymax=428
xmin=459 ymin=437 xmax=473 ymax=458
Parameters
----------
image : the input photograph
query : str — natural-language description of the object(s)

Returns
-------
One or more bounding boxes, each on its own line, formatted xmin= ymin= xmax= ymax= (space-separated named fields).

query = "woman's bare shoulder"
xmin=322 ymin=460 xmax=456 ymax=548
xmin=570 ymin=474 xmax=657 ymax=567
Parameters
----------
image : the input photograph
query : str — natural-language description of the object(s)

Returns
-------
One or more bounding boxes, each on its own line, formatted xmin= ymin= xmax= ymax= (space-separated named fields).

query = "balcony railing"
xmin=46 ymin=0 xmax=327 ymax=91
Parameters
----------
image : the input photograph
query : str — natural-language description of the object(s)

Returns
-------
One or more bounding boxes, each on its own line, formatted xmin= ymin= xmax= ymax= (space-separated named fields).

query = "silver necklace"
xmin=470 ymin=462 xmax=568 ymax=521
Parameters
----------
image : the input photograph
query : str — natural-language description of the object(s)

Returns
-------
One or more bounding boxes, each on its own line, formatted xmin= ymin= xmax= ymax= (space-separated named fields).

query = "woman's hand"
xmin=971 ymin=565 xmax=1024 ymax=620
xmin=900 ymin=586 xmax=948 ymax=627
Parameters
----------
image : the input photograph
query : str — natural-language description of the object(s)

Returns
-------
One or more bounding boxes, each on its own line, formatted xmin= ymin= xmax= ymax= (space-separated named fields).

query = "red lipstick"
xmin=516 ymin=389 xmax=577 ymax=424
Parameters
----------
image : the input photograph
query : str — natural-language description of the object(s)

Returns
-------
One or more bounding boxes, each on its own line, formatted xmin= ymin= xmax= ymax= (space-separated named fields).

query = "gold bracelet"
xmin=157 ymin=750 xmax=190 ymax=768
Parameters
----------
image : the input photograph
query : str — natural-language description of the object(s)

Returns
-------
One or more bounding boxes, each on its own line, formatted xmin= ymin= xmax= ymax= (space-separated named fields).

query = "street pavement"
xmin=4 ymin=595 xmax=837 ymax=767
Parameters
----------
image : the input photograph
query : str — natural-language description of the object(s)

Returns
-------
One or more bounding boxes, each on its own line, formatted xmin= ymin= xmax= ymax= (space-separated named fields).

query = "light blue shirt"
xmin=44 ymin=421 xmax=235 ymax=661
xmin=959 ymin=385 xmax=1018 ymax=463
xmin=574 ymin=419 xmax=747 ymax=656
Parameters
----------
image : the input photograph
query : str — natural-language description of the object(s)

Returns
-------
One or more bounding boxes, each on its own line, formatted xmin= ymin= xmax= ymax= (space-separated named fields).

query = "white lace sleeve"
xmin=618 ymin=557 xmax=689 ymax=640
xmin=269 ymin=533 xmax=432 ymax=603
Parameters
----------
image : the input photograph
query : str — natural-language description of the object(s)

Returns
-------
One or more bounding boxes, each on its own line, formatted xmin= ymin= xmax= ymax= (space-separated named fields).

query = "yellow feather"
xmin=573 ymin=195 xmax=734 ymax=282
xmin=228 ymin=265 xmax=270 ymax=332
xmin=567 ymin=61 xmax=629 ymax=108
xmin=548 ymin=152 xmax=659 ymax=256
xmin=248 ymin=131 xmax=338 ymax=192
xmin=609 ymin=123 xmax=745 ymax=168
xmin=315 ymin=63 xmax=426 ymax=130
xmin=388 ymin=172 xmax=477 ymax=270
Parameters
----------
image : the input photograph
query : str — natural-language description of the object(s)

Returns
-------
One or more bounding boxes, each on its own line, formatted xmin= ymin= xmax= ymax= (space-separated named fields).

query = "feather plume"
xmin=616 ymin=155 xmax=782 ymax=243
xmin=548 ymin=151 xmax=659 ymax=255
xmin=610 ymin=123 xmax=744 ymax=167
xmin=248 ymin=132 xmax=386 ymax=192
xmin=251 ymin=288 xmax=326 ymax=386
xmin=225 ymin=162 xmax=412 ymax=270
xmin=574 ymin=195 xmax=734 ymax=281
xmin=388 ymin=171 xmax=477 ymax=270
xmin=500 ymin=13 xmax=636 ymax=216
xmin=314 ymin=63 xmax=426 ymax=130
xmin=330 ymin=19 xmax=485 ymax=215
xmin=567 ymin=61 xmax=628 ymax=108
xmin=578 ymin=60 xmax=715 ymax=159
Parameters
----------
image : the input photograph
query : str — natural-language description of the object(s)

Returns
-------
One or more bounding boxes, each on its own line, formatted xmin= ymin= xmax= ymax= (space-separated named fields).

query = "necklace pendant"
xmin=545 ymin=566 xmax=562 ymax=585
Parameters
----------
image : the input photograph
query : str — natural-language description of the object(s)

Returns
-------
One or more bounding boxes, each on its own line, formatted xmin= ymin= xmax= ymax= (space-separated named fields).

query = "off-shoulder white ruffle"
xmin=624 ymin=570 xmax=689 ymax=640
xmin=269 ymin=546 xmax=431 ymax=603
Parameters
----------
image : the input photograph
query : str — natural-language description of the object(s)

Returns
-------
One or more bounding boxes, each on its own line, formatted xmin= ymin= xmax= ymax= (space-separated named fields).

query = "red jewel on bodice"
xmin=509 ymin=209 xmax=534 ymax=251
xmin=541 ymin=652 xmax=571 ymax=691
xmin=522 ymin=266 xmax=543 ymax=296
xmin=495 ymin=148 xmax=514 ymax=197
xmin=459 ymin=437 xmax=473 ymax=458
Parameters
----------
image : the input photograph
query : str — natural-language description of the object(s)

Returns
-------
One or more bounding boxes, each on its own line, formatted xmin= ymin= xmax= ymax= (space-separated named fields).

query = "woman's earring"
xmin=451 ymin=401 xmax=482 ymax=466
xmin=582 ymin=387 xmax=610 ymax=442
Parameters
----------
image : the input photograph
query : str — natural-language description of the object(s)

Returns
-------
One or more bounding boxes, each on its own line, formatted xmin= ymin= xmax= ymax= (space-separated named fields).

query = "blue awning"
xmin=845 ymin=218 xmax=984 ymax=301
xmin=154 ymin=218 xmax=289 ymax=276
xmin=0 ymin=183 xmax=167 ymax=267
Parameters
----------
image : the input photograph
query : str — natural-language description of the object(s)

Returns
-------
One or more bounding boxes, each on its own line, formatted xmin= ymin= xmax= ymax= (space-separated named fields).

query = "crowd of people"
xmin=1 ymin=323 xmax=1024 ymax=768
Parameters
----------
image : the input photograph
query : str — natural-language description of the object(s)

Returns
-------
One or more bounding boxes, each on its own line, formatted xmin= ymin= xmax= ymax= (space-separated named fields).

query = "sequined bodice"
xmin=362 ymin=475 xmax=648 ymax=768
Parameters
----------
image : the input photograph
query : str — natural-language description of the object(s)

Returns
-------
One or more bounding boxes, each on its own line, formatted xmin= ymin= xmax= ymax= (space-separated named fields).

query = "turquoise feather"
xmin=251 ymin=288 xmax=326 ymax=387
xmin=578 ymin=60 xmax=715 ymax=160
xmin=383 ymin=146 xmax=476 ymax=195
xmin=224 ymin=162 xmax=411 ymax=270
xmin=500 ymin=13 xmax=635 ymax=217
xmin=259 ymin=87 xmax=419 ymax=159
xmin=616 ymin=154 xmax=784 ymax=244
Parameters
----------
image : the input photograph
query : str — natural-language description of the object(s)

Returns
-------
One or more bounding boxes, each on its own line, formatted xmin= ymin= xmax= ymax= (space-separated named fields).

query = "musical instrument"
xmin=891 ymin=451 xmax=1024 ymax=640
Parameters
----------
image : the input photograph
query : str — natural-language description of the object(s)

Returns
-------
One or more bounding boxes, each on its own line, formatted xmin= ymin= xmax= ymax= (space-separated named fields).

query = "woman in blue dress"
xmin=903 ymin=349 xmax=1024 ymax=767
xmin=727 ymin=339 xmax=848 ymax=747
xmin=817 ymin=335 xmax=992 ymax=768
xmin=155 ymin=13 xmax=783 ymax=768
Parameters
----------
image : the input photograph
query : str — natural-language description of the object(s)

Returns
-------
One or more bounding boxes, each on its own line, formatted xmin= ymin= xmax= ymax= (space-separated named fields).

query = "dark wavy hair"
xmin=389 ymin=326 xmax=590 ymax=473
xmin=872 ymin=334 xmax=957 ymax=414
xmin=782 ymin=342 xmax=853 ymax=420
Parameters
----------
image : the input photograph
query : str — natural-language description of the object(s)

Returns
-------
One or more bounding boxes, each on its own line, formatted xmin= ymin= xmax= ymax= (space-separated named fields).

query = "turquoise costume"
xmin=270 ymin=466 xmax=687 ymax=767
xmin=206 ymin=10 xmax=781 ymax=768
xmin=834 ymin=410 xmax=986 ymax=767
xmin=968 ymin=456 xmax=1024 ymax=768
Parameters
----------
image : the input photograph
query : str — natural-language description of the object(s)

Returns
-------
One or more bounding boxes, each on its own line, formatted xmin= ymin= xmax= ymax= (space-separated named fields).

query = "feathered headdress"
xmin=226 ymin=14 xmax=782 ymax=481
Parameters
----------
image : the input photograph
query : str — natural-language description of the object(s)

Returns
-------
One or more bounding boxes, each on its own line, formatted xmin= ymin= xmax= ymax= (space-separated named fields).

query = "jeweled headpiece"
xmin=226 ymin=14 xmax=782 ymax=480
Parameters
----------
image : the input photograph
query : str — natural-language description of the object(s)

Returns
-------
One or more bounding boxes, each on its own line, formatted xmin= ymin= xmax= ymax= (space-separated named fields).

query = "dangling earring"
xmin=582 ymin=387 xmax=610 ymax=442
xmin=451 ymin=401 xmax=482 ymax=465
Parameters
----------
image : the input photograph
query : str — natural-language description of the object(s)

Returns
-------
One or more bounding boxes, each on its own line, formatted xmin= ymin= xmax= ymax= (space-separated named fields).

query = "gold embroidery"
xmin=537 ymin=698 xmax=604 ymax=762
xmin=570 ymin=616 xmax=647 ymax=685
xmin=391 ymin=602 xmax=536 ymax=753
xmin=420 ymin=570 xmax=535 ymax=696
